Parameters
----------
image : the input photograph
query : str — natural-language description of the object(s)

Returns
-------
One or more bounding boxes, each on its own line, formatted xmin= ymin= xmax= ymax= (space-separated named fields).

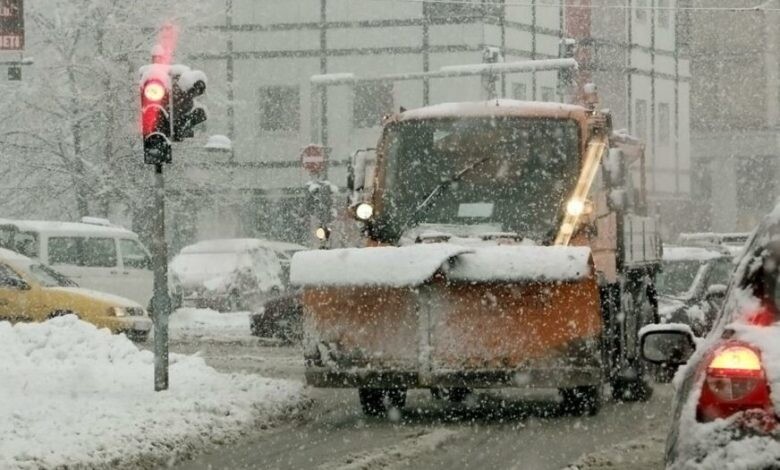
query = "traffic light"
xmin=141 ymin=74 xmax=172 ymax=165
xmin=171 ymin=69 xmax=207 ymax=141
xmin=138 ymin=62 xmax=207 ymax=165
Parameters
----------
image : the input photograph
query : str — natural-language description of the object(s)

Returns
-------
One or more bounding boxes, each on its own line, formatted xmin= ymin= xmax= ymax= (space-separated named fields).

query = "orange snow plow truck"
xmin=291 ymin=91 xmax=661 ymax=417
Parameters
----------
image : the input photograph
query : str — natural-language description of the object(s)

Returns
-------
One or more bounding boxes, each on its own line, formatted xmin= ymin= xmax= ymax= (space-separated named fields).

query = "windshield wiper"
xmin=400 ymin=156 xmax=492 ymax=234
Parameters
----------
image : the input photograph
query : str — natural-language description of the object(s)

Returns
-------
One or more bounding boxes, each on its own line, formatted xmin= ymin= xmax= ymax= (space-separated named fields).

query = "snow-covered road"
xmin=168 ymin=334 xmax=671 ymax=470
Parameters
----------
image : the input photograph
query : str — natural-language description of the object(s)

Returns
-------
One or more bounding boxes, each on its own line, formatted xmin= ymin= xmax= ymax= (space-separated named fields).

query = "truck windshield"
xmin=379 ymin=117 xmax=581 ymax=242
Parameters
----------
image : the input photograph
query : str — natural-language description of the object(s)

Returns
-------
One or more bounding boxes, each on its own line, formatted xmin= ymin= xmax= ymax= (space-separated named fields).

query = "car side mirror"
xmin=706 ymin=284 xmax=728 ymax=302
xmin=640 ymin=324 xmax=697 ymax=366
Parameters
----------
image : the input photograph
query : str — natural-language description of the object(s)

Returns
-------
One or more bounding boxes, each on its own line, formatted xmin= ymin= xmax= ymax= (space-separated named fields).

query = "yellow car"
xmin=0 ymin=248 xmax=152 ymax=341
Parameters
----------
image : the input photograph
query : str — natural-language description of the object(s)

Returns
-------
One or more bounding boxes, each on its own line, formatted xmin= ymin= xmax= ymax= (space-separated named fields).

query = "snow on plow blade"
xmin=291 ymin=244 xmax=603 ymax=389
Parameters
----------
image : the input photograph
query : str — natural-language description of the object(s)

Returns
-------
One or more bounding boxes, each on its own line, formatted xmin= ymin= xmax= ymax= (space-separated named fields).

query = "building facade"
xmin=163 ymin=0 xmax=691 ymax=245
xmin=685 ymin=0 xmax=780 ymax=232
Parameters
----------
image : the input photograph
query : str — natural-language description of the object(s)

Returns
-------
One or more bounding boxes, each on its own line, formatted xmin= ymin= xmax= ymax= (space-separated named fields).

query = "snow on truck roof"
xmin=397 ymin=100 xmax=589 ymax=122
xmin=0 ymin=219 xmax=137 ymax=238
xmin=181 ymin=238 xmax=307 ymax=255
xmin=291 ymin=244 xmax=592 ymax=288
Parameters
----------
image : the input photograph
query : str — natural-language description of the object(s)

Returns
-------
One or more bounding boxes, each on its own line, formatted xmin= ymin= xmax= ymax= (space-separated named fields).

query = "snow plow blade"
xmin=291 ymin=245 xmax=603 ymax=389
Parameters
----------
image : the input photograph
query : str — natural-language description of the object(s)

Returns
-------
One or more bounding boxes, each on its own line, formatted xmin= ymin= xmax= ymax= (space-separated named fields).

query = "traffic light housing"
xmin=171 ymin=69 xmax=207 ymax=142
xmin=141 ymin=76 xmax=172 ymax=165
xmin=139 ymin=63 xmax=207 ymax=165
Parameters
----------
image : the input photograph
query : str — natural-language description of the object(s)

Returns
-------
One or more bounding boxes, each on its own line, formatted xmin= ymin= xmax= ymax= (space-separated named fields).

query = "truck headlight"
xmin=315 ymin=226 xmax=331 ymax=241
xmin=355 ymin=202 xmax=374 ymax=221
xmin=566 ymin=198 xmax=586 ymax=217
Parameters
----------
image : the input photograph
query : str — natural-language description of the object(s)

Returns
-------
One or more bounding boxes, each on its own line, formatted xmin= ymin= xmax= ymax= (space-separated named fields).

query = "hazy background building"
xmin=685 ymin=0 xmax=780 ymax=233
xmin=166 ymin=0 xmax=691 ymax=245
xmin=1 ymin=0 xmax=695 ymax=249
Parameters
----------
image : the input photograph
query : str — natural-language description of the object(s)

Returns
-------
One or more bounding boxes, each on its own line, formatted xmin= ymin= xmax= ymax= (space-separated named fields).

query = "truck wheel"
xmin=560 ymin=386 xmax=602 ymax=416
xmin=386 ymin=388 xmax=407 ymax=409
xmin=358 ymin=388 xmax=385 ymax=416
xmin=611 ymin=377 xmax=653 ymax=402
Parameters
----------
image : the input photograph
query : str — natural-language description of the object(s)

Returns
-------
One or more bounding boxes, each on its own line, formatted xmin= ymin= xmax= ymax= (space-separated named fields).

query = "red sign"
xmin=0 ymin=0 xmax=23 ymax=51
xmin=301 ymin=144 xmax=327 ymax=174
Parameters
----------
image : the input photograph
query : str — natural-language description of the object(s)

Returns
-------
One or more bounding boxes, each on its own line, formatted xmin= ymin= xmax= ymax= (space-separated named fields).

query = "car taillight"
xmin=697 ymin=344 xmax=773 ymax=422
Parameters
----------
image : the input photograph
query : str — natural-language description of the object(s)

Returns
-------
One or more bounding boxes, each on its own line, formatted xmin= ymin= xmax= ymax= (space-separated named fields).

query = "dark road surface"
xmin=167 ymin=339 xmax=669 ymax=470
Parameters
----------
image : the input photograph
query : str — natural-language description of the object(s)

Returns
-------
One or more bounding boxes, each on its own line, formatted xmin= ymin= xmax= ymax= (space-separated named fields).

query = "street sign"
xmin=0 ymin=0 xmax=23 ymax=51
xmin=301 ymin=143 xmax=327 ymax=174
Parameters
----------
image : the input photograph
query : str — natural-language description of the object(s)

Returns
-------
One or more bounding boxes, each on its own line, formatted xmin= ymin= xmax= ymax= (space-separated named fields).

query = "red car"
xmin=641 ymin=208 xmax=780 ymax=468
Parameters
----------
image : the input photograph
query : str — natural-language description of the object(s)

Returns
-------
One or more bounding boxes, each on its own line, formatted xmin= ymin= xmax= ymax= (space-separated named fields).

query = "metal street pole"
xmin=151 ymin=163 xmax=171 ymax=391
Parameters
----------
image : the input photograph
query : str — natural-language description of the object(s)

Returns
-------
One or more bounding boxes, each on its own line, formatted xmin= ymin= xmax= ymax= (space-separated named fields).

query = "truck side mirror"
xmin=603 ymin=149 xmax=625 ymax=187
xmin=348 ymin=149 xmax=376 ymax=207
xmin=640 ymin=325 xmax=697 ymax=366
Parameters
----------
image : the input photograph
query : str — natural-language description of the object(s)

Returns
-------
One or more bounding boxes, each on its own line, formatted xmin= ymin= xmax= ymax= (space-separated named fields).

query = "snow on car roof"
xmin=663 ymin=245 xmax=728 ymax=262
xmin=180 ymin=238 xmax=307 ymax=255
xmin=678 ymin=232 xmax=751 ymax=246
xmin=0 ymin=219 xmax=137 ymax=238
xmin=397 ymin=100 xmax=588 ymax=122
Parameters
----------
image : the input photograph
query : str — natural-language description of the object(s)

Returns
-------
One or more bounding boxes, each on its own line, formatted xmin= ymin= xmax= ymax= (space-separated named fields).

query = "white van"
xmin=0 ymin=218 xmax=153 ymax=307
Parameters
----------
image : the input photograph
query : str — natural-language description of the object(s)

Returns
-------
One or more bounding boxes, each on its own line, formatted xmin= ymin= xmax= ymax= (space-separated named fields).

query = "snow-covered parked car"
xmin=658 ymin=244 xmax=734 ymax=337
xmin=0 ymin=248 xmax=151 ymax=341
xmin=169 ymin=239 xmax=305 ymax=312
xmin=678 ymin=231 xmax=751 ymax=258
xmin=640 ymin=206 xmax=780 ymax=468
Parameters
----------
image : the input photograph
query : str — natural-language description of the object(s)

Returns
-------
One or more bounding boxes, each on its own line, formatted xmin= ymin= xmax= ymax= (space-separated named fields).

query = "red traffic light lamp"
xmin=141 ymin=77 xmax=172 ymax=165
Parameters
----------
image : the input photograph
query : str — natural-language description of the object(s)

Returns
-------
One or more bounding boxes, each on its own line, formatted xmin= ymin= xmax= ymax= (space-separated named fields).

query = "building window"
xmin=512 ymin=83 xmax=527 ymax=100
xmin=354 ymin=82 xmax=393 ymax=129
xmin=541 ymin=86 xmax=555 ymax=102
xmin=658 ymin=102 xmax=671 ymax=146
xmin=635 ymin=99 xmax=648 ymax=141
xmin=425 ymin=0 xmax=503 ymax=21
xmin=636 ymin=0 xmax=647 ymax=23
xmin=259 ymin=86 xmax=300 ymax=132
xmin=657 ymin=0 xmax=670 ymax=28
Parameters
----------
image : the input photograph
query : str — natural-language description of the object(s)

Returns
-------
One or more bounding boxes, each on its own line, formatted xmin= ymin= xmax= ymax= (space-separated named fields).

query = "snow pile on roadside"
xmin=169 ymin=307 xmax=254 ymax=341
xmin=0 ymin=316 xmax=303 ymax=469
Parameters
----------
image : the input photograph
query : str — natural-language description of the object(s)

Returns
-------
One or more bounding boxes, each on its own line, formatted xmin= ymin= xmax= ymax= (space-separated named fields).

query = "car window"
xmin=83 ymin=238 xmax=117 ymax=267
xmin=708 ymin=259 xmax=733 ymax=287
xmin=13 ymin=232 xmax=38 ymax=258
xmin=48 ymin=237 xmax=82 ymax=265
xmin=49 ymin=237 xmax=118 ymax=267
xmin=119 ymin=239 xmax=152 ymax=270
xmin=657 ymin=260 xmax=701 ymax=296
xmin=28 ymin=263 xmax=76 ymax=287
xmin=0 ymin=263 xmax=26 ymax=289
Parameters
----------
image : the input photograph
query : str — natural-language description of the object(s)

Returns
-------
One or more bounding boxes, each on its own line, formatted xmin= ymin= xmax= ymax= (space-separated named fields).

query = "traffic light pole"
xmin=141 ymin=53 xmax=207 ymax=391
xmin=151 ymin=163 xmax=171 ymax=391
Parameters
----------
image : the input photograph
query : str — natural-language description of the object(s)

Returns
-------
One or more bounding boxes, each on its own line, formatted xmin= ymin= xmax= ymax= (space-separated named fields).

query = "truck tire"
xmin=358 ymin=388 xmax=407 ymax=416
xmin=358 ymin=388 xmax=386 ymax=416
xmin=560 ymin=386 xmax=602 ymax=416
xmin=386 ymin=388 xmax=407 ymax=409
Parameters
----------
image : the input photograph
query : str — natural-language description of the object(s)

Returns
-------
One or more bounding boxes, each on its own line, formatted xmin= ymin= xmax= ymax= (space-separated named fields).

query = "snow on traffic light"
xmin=171 ymin=66 xmax=207 ymax=142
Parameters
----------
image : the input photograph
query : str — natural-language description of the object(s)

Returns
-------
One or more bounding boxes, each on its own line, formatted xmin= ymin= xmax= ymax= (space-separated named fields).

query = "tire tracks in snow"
xmin=316 ymin=429 xmax=460 ymax=470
